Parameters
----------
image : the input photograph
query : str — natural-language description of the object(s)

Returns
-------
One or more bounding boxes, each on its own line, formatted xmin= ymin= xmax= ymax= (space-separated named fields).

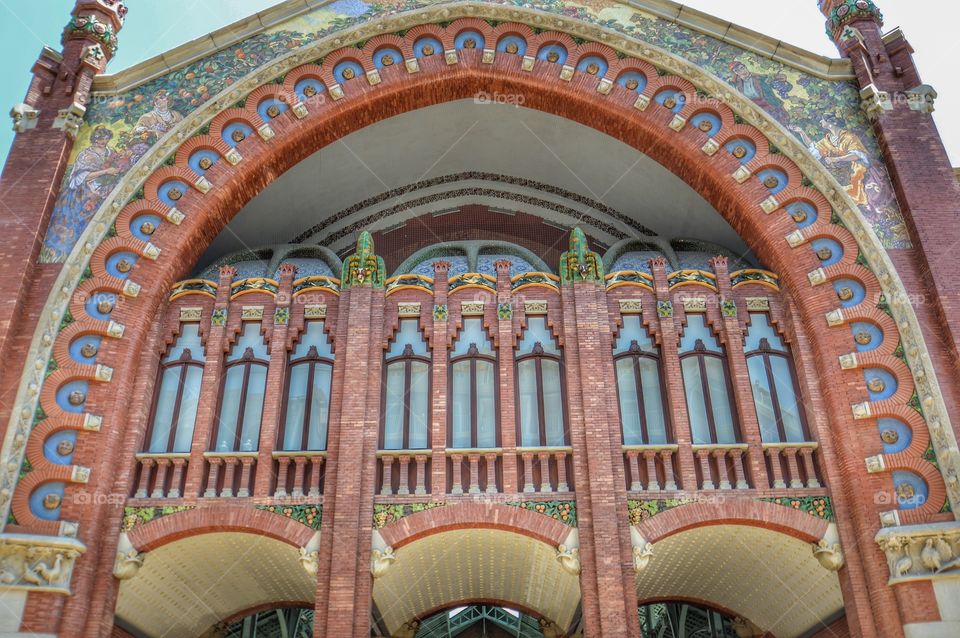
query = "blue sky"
xmin=0 ymin=0 xmax=956 ymax=165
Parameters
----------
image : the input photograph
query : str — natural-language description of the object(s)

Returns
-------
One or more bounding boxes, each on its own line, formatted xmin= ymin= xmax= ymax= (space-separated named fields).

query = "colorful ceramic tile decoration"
xmin=39 ymin=0 xmax=908 ymax=263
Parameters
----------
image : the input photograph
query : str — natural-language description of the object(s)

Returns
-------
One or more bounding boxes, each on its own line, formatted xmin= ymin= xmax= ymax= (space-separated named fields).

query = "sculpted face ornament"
xmin=266 ymin=104 xmax=281 ymax=118
xmin=463 ymin=38 xmax=477 ymax=49
xmin=663 ymin=96 xmax=677 ymax=109
xmin=356 ymin=267 xmax=367 ymax=284
xmin=855 ymin=331 xmax=873 ymax=345
xmin=342 ymin=67 xmax=356 ymax=80
xmin=197 ymin=156 xmax=213 ymax=170
xmin=381 ymin=54 xmax=394 ymax=66
xmin=837 ymin=286 xmax=854 ymax=301
xmin=80 ymin=342 xmax=98 ymax=358
xmin=504 ymin=42 xmax=519 ymax=54
xmin=896 ymin=483 xmax=916 ymax=500
xmin=546 ymin=51 xmax=560 ymax=63
xmin=791 ymin=209 xmax=808 ymax=223
xmin=625 ymin=78 xmax=639 ymax=90
xmin=698 ymin=119 xmax=713 ymax=132
xmin=57 ymin=439 xmax=75 ymax=456
xmin=43 ymin=493 xmax=62 ymax=510
xmin=231 ymin=128 xmax=246 ymax=143
xmin=586 ymin=62 xmax=599 ymax=75
xmin=816 ymin=247 xmax=833 ymax=261
xmin=139 ymin=221 xmax=156 ymax=235
xmin=116 ymin=258 xmax=132 ymax=274
xmin=881 ymin=429 xmax=900 ymax=444
xmin=422 ymin=44 xmax=435 ymax=56
xmin=68 ymin=390 xmax=86 ymax=406
xmin=166 ymin=187 xmax=183 ymax=201
xmin=302 ymin=84 xmax=318 ymax=98
xmin=763 ymin=175 xmax=780 ymax=189
xmin=732 ymin=145 xmax=748 ymax=159
xmin=97 ymin=299 xmax=114 ymax=314
xmin=867 ymin=377 xmax=886 ymax=393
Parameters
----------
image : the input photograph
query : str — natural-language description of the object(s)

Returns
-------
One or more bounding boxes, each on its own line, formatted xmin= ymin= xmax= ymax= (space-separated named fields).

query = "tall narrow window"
xmin=382 ymin=319 xmax=430 ymax=450
xmin=280 ymin=321 xmax=334 ymax=451
xmin=745 ymin=313 xmax=807 ymax=442
xmin=679 ymin=314 xmax=739 ymax=444
xmin=516 ymin=316 xmax=567 ymax=447
xmin=450 ymin=318 xmax=497 ymax=448
xmin=214 ymin=323 xmax=269 ymax=452
xmin=614 ymin=315 xmax=668 ymax=445
xmin=146 ymin=323 xmax=205 ymax=453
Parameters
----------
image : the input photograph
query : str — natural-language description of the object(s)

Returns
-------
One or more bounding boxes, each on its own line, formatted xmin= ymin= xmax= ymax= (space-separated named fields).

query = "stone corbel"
xmin=369 ymin=530 xmax=395 ymax=579
xmin=812 ymin=523 xmax=844 ymax=572
xmin=112 ymin=532 xmax=143 ymax=580
xmin=10 ymin=104 xmax=39 ymax=133
xmin=52 ymin=102 xmax=87 ymax=139
xmin=876 ymin=522 xmax=960 ymax=583
xmin=860 ymin=84 xmax=892 ymax=120
xmin=298 ymin=530 xmax=321 ymax=577
xmin=0 ymin=533 xmax=86 ymax=594
xmin=905 ymin=84 xmax=937 ymax=113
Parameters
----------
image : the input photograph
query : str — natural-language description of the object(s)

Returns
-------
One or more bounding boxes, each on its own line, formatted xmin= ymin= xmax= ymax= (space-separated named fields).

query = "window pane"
xmin=148 ymin=367 xmax=181 ymax=452
xmin=239 ymin=365 xmax=267 ymax=451
xmin=476 ymin=360 xmax=497 ymax=448
xmin=748 ymin=356 xmax=779 ymax=442
xmin=705 ymin=358 xmax=737 ymax=444
xmin=679 ymin=315 xmax=722 ymax=353
xmin=383 ymin=363 xmax=406 ymax=450
xmin=164 ymin=323 xmax=205 ymax=363
xmin=388 ymin=319 xmax=429 ymax=358
xmin=452 ymin=318 xmax=493 ymax=356
xmin=681 ymin=358 xmax=711 ymax=444
xmin=451 ymin=361 xmax=471 ymax=448
xmin=308 ymin=363 xmax=332 ymax=450
xmin=517 ymin=359 xmax=540 ymax=446
xmin=283 ymin=364 xmax=309 ymax=450
xmin=228 ymin=323 xmax=269 ymax=362
xmin=292 ymin=320 xmax=333 ymax=359
xmin=517 ymin=317 xmax=560 ymax=356
xmin=638 ymin=358 xmax=667 ymax=444
xmin=770 ymin=357 xmax=805 ymax=442
xmin=216 ymin=366 xmax=245 ymax=451
xmin=408 ymin=361 xmax=429 ymax=449
xmin=614 ymin=316 xmax=657 ymax=355
xmin=744 ymin=313 xmax=786 ymax=352
xmin=616 ymin=359 xmax=642 ymax=445
xmin=173 ymin=366 xmax=203 ymax=453
xmin=542 ymin=360 xmax=565 ymax=446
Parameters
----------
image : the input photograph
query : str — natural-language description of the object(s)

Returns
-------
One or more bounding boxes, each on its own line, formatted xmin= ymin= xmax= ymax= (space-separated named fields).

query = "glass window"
xmin=213 ymin=323 xmax=269 ymax=452
xmin=678 ymin=314 xmax=739 ymax=444
xmin=614 ymin=316 xmax=668 ymax=445
xmin=745 ymin=313 xmax=807 ymax=442
xmin=450 ymin=318 xmax=498 ymax=448
xmin=146 ymin=323 xmax=205 ymax=453
xmin=515 ymin=317 xmax=566 ymax=447
xmin=281 ymin=321 xmax=334 ymax=451
xmin=381 ymin=319 xmax=430 ymax=450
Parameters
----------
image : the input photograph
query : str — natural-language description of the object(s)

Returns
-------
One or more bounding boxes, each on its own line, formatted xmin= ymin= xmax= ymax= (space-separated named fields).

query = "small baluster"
xmin=150 ymin=458 xmax=170 ymax=498
xmin=291 ymin=456 xmax=307 ymax=497
xmin=397 ymin=455 xmax=412 ymax=496
xmin=308 ymin=456 xmax=324 ymax=496
xmin=799 ymin=448 xmax=821 ymax=488
xmin=135 ymin=458 xmax=155 ymax=499
xmin=203 ymin=458 xmax=222 ymax=498
xmin=484 ymin=453 xmax=499 ymax=493
xmin=275 ymin=457 xmax=291 ymax=497
xmin=731 ymin=449 xmax=749 ymax=490
xmin=626 ymin=451 xmax=642 ymax=491
xmin=712 ymin=450 xmax=732 ymax=490
xmin=784 ymin=448 xmax=804 ymax=489
xmin=661 ymin=450 xmax=678 ymax=490
xmin=168 ymin=458 xmax=187 ymax=498
xmin=238 ymin=457 xmax=255 ymax=497
xmin=450 ymin=454 xmax=464 ymax=495
xmin=380 ymin=456 xmax=395 ymax=496
xmin=644 ymin=450 xmax=660 ymax=491
xmin=466 ymin=455 xmax=480 ymax=494
xmin=766 ymin=448 xmax=786 ymax=489
xmin=522 ymin=453 xmax=536 ymax=493
xmin=696 ymin=449 xmax=714 ymax=490
xmin=221 ymin=458 xmax=239 ymax=497
xmin=414 ymin=454 xmax=428 ymax=495
xmin=538 ymin=452 xmax=553 ymax=492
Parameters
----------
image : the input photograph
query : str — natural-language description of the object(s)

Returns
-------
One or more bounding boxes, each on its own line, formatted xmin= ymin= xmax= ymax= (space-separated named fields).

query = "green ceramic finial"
xmin=341 ymin=230 xmax=386 ymax=289
xmin=560 ymin=227 xmax=604 ymax=284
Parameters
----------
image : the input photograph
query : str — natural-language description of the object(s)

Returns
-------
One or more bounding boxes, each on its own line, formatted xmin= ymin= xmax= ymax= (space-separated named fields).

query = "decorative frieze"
xmin=618 ymin=299 xmax=642 ymax=313
xmin=179 ymin=307 xmax=202 ymax=322
xmin=241 ymin=306 xmax=263 ymax=321
xmin=304 ymin=304 xmax=326 ymax=319
xmin=876 ymin=522 xmax=960 ymax=583
xmin=745 ymin=297 xmax=769 ymax=312
xmin=0 ymin=534 xmax=85 ymax=594
xmin=524 ymin=301 xmax=547 ymax=315
xmin=397 ymin=302 xmax=421 ymax=317
xmin=461 ymin=301 xmax=484 ymax=316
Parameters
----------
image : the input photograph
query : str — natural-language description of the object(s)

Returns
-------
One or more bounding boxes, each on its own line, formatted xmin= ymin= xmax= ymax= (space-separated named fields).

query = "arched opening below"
xmin=636 ymin=525 xmax=843 ymax=637
xmin=372 ymin=528 xmax=581 ymax=636
xmin=115 ymin=532 xmax=314 ymax=637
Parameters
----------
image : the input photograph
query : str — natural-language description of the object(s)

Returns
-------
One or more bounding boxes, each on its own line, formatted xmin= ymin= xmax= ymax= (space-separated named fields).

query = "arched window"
xmin=145 ymin=323 xmax=205 ymax=453
xmin=679 ymin=314 xmax=739 ymax=445
xmin=516 ymin=316 xmax=567 ymax=447
xmin=280 ymin=321 xmax=334 ymax=451
xmin=213 ymin=323 xmax=269 ymax=452
xmin=745 ymin=313 xmax=807 ymax=442
xmin=450 ymin=318 xmax=497 ymax=448
xmin=382 ymin=319 xmax=430 ymax=450
xmin=614 ymin=315 xmax=668 ymax=445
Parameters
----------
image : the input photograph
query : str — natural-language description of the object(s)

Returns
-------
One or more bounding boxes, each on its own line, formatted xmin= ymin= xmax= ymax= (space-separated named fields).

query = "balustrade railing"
xmin=763 ymin=442 xmax=821 ymax=489
xmin=273 ymin=451 xmax=326 ymax=497
xmin=517 ymin=447 xmax=573 ymax=494
xmin=447 ymin=449 xmax=501 ymax=495
xmin=691 ymin=444 xmax=749 ymax=490
xmin=202 ymin=452 xmax=257 ymax=498
xmin=622 ymin=445 xmax=679 ymax=492
xmin=133 ymin=453 xmax=190 ymax=499
xmin=378 ymin=450 xmax=431 ymax=496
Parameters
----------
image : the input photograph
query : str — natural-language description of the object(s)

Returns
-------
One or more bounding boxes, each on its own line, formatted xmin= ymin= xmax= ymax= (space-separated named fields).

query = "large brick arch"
xmin=377 ymin=503 xmax=572 ymax=549
xmin=633 ymin=499 xmax=831 ymax=544
xmin=126 ymin=505 xmax=317 ymax=551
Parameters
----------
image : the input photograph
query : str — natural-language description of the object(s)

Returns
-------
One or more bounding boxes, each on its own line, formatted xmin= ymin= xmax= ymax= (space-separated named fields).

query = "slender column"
xmin=696 ymin=449 xmax=714 ymax=490
xmin=799 ymin=447 xmax=821 ymax=488
xmin=484 ymin=453 xmax=498 ymax=493
xmin=186 ymin=266 xmax=236 ymax=496
xmin=710 ymin=256 xmax=765 ymax=487
xmin=643 ymin=450 xmax=660 ymax=491
xmin=203 ymin=458 xmax=222 ymax=498
xmin=712 ymin=450 xmax=731 ymax=490
xmin=397 ymin=455 xmax=411 ymax=495
xmin=380 ymin=456 xmax=394 ymax=496
xmin=237 ymin=457 xmax=254 ymax=497
xmin=626 ymin=451 xmax=642 ymax=491
xmin=660 ymin=450 xmax=678 ymax=491
xmin=730 ymin=449 xmax=748 ymax=490
xmin=308 ymin=456 xmax=323 ymax=496
xmin=766 ymin=448 xmax=786 ymax=489
xmin=291 ymin=456 xmax=307 ymax=497
xmin=521 ymin=452 xmax=535 ymax=493
xmin=150 ymin=459 xmax=170 ymax=498
xmin=494 ymin=260 xmax=519 ymax=492
xmin=134 ymin=459 xmax=154 ymax=499
xmin=649 ymin=257 xmax=697 ymax=489
xmin=220 ymin=458 xmax=238 ymax=497
xmin=555 ymin=452 xmax=570 ymax=493
xmin=430 ymin=261 xmax=450 ymax=496
xmin=254 ymin=263 xmax=297 ymax=495
xmin=276 ymin=457 xmax=292 ymax=497
xmin=168 ymin=458 xmax=186 ymax=498
xmin=784 ymin=447 xmax=804 ymax=489
xmin=450 ymin=454 xmax=464 ymax=495
xmin=414 ymin=454 xmax=428 ymax=495
xmin=538 ymin=452 xmax=553 ymax=492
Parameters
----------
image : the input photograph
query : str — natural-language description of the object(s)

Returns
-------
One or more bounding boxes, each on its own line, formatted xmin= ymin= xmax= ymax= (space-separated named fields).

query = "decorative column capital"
xmin=819 ymin=0 xmax=883 ymax=42
xmin=63 ymin=1 xmax=128 ymax=63
xmin=341 ymin=231 xmax=385 ymax=290
xmin=559 ymin=227 xmax=604 ymax=284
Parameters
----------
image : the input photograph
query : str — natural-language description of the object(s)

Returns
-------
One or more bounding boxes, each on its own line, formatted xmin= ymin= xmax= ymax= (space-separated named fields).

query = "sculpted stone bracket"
xmin=0 ymin=533 xmax=85 ymax=594
xmin=2 ymin=2 xmax=958 ymax=547
xmin=876 ymin=522 xmax=960 ymax=584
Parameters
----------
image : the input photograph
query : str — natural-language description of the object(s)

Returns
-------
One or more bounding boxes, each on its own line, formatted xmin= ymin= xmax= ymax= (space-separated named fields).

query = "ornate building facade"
xmin=0 ymin=0 xmax=958 ymax=636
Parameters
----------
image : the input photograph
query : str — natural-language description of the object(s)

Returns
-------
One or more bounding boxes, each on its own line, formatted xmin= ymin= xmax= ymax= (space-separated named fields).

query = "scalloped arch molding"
xmin=2 ymin=4 xmax=958 ymax=540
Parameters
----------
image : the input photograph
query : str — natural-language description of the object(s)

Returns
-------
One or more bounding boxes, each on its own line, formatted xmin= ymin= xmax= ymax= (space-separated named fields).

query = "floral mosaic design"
xmin=373 ymin=502 xmax=445 ymax=529
xmin=504 ymin=500 xmax=577 ymax=526
xmin=627 ymin=498 xmax=694 ymax=525
xmin=757 ymin=496 xmax=835 ymax=521
xmin=40 ymin=0 xmax=909 ymax=263
xmin=256 ymin=503 xmax=322 ymax=529
xmin=121 ymin=504 xmax=195 ymax=533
